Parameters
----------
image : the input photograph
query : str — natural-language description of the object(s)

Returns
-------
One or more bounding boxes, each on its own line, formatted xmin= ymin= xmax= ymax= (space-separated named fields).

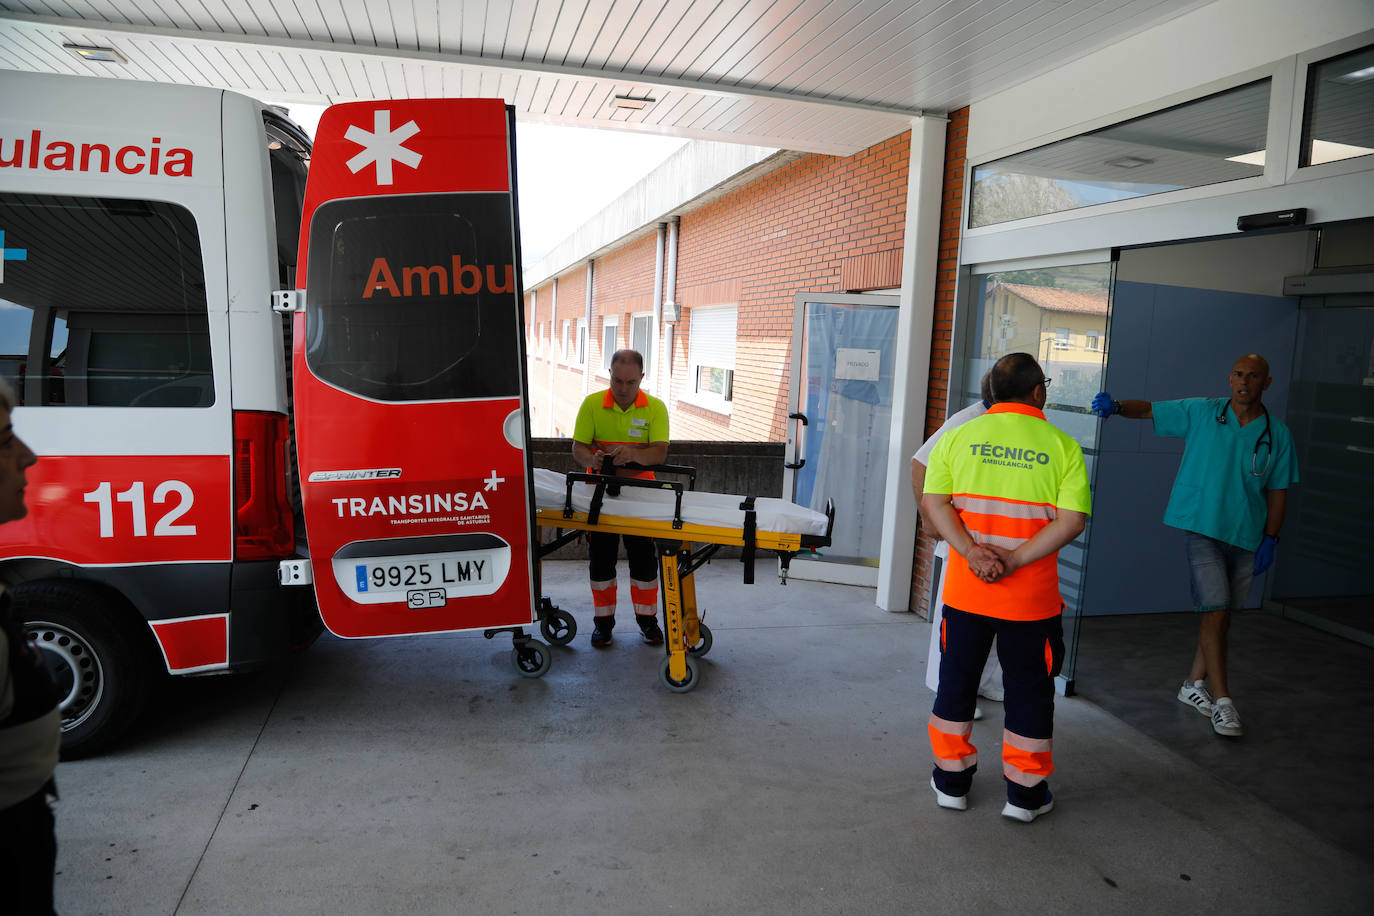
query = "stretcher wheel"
xmin=687 ymin=622 xmax=713 ymax=658
xmin=659 ymin=655 xmax=700 ymax=693
xmin=539 ymin=607 xmax=577 ymax=646
xmin=512 ymin=640 xmax=552 ymax=678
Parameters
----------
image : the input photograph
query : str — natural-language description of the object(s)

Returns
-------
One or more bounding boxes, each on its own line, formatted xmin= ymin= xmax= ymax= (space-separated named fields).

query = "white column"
xmin=583 ymin=260 xmax=594 ymax=397
xmin=876 ymin=115 xmax=948 ymax=612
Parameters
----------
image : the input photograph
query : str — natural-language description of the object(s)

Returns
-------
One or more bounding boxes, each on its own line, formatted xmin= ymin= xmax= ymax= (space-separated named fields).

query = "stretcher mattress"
xmin=533 ymin=468 xmax=830 ymax=537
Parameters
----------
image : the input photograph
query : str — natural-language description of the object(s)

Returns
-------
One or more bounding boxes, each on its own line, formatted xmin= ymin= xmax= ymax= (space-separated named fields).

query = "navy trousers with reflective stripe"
xmin=933 ymin=605 xmax=1064 ymax=808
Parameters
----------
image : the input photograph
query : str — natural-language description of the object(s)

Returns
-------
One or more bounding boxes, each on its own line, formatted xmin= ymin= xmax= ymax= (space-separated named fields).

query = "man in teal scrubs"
xmin=1092 ymin=353 xmax=1298 ymax=738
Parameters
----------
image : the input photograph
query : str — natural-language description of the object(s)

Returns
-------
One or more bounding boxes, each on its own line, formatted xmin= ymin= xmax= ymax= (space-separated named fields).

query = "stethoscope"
xmin=1216 ymin=401 xmax=1272 ymax=477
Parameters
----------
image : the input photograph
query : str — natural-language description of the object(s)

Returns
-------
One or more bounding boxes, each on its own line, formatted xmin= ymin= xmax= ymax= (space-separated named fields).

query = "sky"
xmin=276 ymin=103 xmax=688 ymax=266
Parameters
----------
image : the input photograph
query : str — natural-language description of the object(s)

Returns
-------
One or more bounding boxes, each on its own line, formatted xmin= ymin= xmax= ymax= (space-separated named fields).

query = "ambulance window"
xmin=305 ymin=193 xmax=521 ymax=402
xmin=0 ymin=192 xmax=211 ymax=407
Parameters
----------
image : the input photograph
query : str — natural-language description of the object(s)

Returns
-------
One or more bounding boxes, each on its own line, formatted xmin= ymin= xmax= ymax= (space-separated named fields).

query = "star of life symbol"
xmin=484 ymin=471 xmax=505 ymax=492
xmin=344 ymin=110 xmax=422 ymax=186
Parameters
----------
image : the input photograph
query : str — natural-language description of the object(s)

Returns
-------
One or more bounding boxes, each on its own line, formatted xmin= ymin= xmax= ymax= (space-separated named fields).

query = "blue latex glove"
xmin=1091 ymin=391 xmax=1119 ymax=419
xmin=1253 ymin=535 xmax=1278 ymax=575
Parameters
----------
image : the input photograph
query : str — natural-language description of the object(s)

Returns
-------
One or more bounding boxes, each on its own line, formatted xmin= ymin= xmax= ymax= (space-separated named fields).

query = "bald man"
xmin=1093 ymin=354 xmax=1298 ymax=739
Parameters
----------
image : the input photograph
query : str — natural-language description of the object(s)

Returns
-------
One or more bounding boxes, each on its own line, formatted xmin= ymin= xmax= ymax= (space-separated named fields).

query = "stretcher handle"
xmin=615 ymin=461 xmax=697 ymax=491
xmin=565 ymin=471 xmax=687 ymax=529
xmin=798 ymin=498 xmax=836 ymax=549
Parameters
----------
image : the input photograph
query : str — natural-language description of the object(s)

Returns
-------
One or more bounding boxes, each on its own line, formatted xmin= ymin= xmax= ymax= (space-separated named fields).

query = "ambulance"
xmin=0 ymin=71 xmax=552 ymax=756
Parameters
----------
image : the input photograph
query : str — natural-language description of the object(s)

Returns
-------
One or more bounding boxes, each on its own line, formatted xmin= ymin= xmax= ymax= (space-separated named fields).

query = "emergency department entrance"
xmin=952 ymin=224 xmax=1374 ymax=688
xmin=951 ymin=30 xmax=1374 ymax=689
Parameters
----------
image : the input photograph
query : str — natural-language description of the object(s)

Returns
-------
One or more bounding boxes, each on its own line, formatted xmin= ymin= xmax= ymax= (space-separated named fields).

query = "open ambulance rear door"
xmin=288 ymin=100 xmax=547 ymax=673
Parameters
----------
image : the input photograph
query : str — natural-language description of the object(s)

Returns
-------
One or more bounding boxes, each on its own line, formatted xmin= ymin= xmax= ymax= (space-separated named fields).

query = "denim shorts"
xmin=1183 ymin=531 xmax=1255 ymax=612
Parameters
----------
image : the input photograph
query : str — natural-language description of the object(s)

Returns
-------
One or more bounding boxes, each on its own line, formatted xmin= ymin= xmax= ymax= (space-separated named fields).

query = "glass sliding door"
xmin=955 ymin=260 xmax=1115 ymax=690
xmin=784 ymin=293 xmax=898 ymax=585
xmin=1272 ymin=294 xmax=1374 ymax=645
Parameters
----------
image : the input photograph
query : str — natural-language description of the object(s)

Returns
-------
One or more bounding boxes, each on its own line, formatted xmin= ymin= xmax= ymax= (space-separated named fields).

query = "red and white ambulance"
xmin=0 ymin=72 xmax=553 ymax=756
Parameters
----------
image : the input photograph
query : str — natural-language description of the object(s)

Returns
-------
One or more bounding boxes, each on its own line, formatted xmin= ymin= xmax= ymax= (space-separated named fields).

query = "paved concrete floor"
xmin=1073 ymin=607 xmax=1374 ymax=865
xmin=51 ymin=561 xmax=1372 ymax=915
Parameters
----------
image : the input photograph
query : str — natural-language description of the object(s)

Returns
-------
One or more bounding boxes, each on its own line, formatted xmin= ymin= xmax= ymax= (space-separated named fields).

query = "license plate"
xmin=354 ymin=553 xmax=495 ymax=594
xmin=330 ymin=536 xmax=512 ymax=606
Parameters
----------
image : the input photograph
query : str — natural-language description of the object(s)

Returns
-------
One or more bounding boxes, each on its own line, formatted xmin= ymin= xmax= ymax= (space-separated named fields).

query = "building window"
xmin=575 ymin=318 xmax=588 ymax=367
xmin=560 ymin=319 xmax=571 ymax=364
xmin=1054 ymin=327 xmax=1072 ymax=350
xmin=1300 ymin=43 xmax=1374 ymax=168
xmin=686 ymin=305 xmax=737 ymax=412
xmin=630 ymin=313 xmax=654 ymax=386
xmin=600 ymin=317 xmax=618 ymax=373
xmin=1085 ymin=329 xmax=1102 ymax=351
xmin=969 ymin=79 xmax=1271 ymax=228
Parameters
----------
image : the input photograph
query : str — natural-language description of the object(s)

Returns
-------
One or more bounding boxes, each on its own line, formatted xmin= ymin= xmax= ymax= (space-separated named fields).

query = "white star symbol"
xmin=344 ymin=110 xmax=422 ymax=185
xmin=484 ymin=471 xmax=505 ymax=492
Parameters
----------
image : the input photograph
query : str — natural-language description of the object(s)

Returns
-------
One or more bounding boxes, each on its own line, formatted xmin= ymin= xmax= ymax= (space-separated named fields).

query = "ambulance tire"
xmin=511 ymin=639 xmax=552 ymax=678
xmin=659 ymin=655 xmax=700 ymax=693
xmin=539 ymin=607 xmax=577 ymax=647
xmin=16 ymin=582 xmax=152 ymax=760
xmin=687 ymin=622 xmax=713 ymax=657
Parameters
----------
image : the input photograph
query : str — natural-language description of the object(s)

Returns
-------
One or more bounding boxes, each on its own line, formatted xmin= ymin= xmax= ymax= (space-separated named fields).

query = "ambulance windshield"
xmin=304 ymin=194 xmax=522 ymax=402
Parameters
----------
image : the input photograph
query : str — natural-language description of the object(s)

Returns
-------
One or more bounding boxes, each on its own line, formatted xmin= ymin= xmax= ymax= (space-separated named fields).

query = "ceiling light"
xmin=1334 ymin=64 xmax=1374 ymax=83
xmin=1308 ymin=139 xmax=1374 ymax=164
xmin=611 ymin=94 xmax=656 ymax=111
xmin=1104 ymin=155 xmax=1154 ymax=169
xmin=64 ymin=44 xmax=127 ymax=64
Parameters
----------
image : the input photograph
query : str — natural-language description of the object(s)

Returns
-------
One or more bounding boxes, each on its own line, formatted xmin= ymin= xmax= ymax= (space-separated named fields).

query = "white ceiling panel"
xmin=0 ymin=0 xmax=1220 ymax=154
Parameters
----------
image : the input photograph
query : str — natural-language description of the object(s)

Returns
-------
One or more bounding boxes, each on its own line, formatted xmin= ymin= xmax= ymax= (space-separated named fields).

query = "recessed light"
xmin=1334 ymin=64 xmax=1374 ymax=83
xmin=64 ymin=44 xmax=127 ymax=64
xmin=1226 ymin=149 xmax=1266 ymax=166
xmin=611 ymin=94 xmax=656 ymax=111
xmin=1104 ymin=155 xmax=1154 ymax=169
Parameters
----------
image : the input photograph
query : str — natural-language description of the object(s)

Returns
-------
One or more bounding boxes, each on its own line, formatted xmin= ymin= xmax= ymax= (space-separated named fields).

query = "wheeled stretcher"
xmin=530 ymin=464 xmax=835 ymax=691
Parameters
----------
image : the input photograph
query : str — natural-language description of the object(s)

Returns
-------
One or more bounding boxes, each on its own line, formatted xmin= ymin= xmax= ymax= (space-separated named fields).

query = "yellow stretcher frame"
xmin=534 ymin=466 xmax=834 ymax=692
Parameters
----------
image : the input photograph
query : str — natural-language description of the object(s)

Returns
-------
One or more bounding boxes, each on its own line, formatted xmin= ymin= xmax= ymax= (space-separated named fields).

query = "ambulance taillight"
xmin=233 ymin=410 xmax=294 ymax=560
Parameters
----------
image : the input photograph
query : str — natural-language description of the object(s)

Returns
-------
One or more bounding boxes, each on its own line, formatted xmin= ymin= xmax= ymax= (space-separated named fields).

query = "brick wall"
xmin=910 ymin=107 xmax=969 ymax=619
xmin=527 ymin=132 xmax=912 ymax=444
xmin=673 ymin=132 xmax=911 ymax=441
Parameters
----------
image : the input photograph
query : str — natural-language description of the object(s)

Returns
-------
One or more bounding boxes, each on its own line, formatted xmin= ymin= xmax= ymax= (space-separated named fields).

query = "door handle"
xmin=785 ymin=412 xmax=808 ymax=469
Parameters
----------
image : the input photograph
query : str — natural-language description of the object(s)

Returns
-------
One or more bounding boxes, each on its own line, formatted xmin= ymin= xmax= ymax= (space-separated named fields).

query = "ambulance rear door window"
xmin=0 ymin=192 xmax=212 ymax=408
xmin=304 ymin=193 xmax=521 ymax=402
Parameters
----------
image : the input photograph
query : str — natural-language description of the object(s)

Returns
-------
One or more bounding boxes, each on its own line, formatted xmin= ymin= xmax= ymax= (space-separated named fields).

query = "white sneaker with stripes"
xmin=1177 ymin=679 xmax=1214 ymax=716
xmin=1212 ymin=698 xmax=1244 ymax=736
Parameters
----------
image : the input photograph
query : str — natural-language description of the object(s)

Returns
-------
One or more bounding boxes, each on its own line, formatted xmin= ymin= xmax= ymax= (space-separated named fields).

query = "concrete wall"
xmin=530 ymin=438 xmax=785 ymax=560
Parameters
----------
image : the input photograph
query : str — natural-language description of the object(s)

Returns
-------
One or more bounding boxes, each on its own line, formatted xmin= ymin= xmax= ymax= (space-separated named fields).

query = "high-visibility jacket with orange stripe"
xmin=572 ymin=388 xmax=670 ymax=480
xmin=923 ymin=402 xmax=1092 ymax=621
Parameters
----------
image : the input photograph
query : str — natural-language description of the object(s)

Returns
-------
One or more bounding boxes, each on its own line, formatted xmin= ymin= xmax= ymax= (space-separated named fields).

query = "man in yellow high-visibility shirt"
xmin=921 ymin=352 xmax=1091 ymax=823
xmin=571 ymin=349 xmax=669 ymax=648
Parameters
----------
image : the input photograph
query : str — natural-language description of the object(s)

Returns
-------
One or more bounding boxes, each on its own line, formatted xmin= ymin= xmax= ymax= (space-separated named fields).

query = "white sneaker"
xmin=1212 ymin=698 xmax=1243 ymax=736
xmin=978 ymin=685 xmax=1004 ymax=702
xmin=973 ymin=706 xmax=984 ymax=721
xmin=1002 ymin=790 xmax=1054 ymax=823
xmin=1177 ymin=680 xmax=1214 ymax=716
xmin=931 ymin=777 xmax=967 ymax=811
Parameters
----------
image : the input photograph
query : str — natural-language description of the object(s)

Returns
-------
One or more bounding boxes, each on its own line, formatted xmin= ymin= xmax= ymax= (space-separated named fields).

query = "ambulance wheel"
xmin=687 ymin=622 xmax=713 ymax=657
xmin=511 ymin=640 xmax=552 ymax=678
xmin=659 ymin=655 xmax=700 ymax=693
xmin=539 ymin=608 xmax=577 ymax=647
xmin=16 ymin=582 xmax=152 ymax=759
